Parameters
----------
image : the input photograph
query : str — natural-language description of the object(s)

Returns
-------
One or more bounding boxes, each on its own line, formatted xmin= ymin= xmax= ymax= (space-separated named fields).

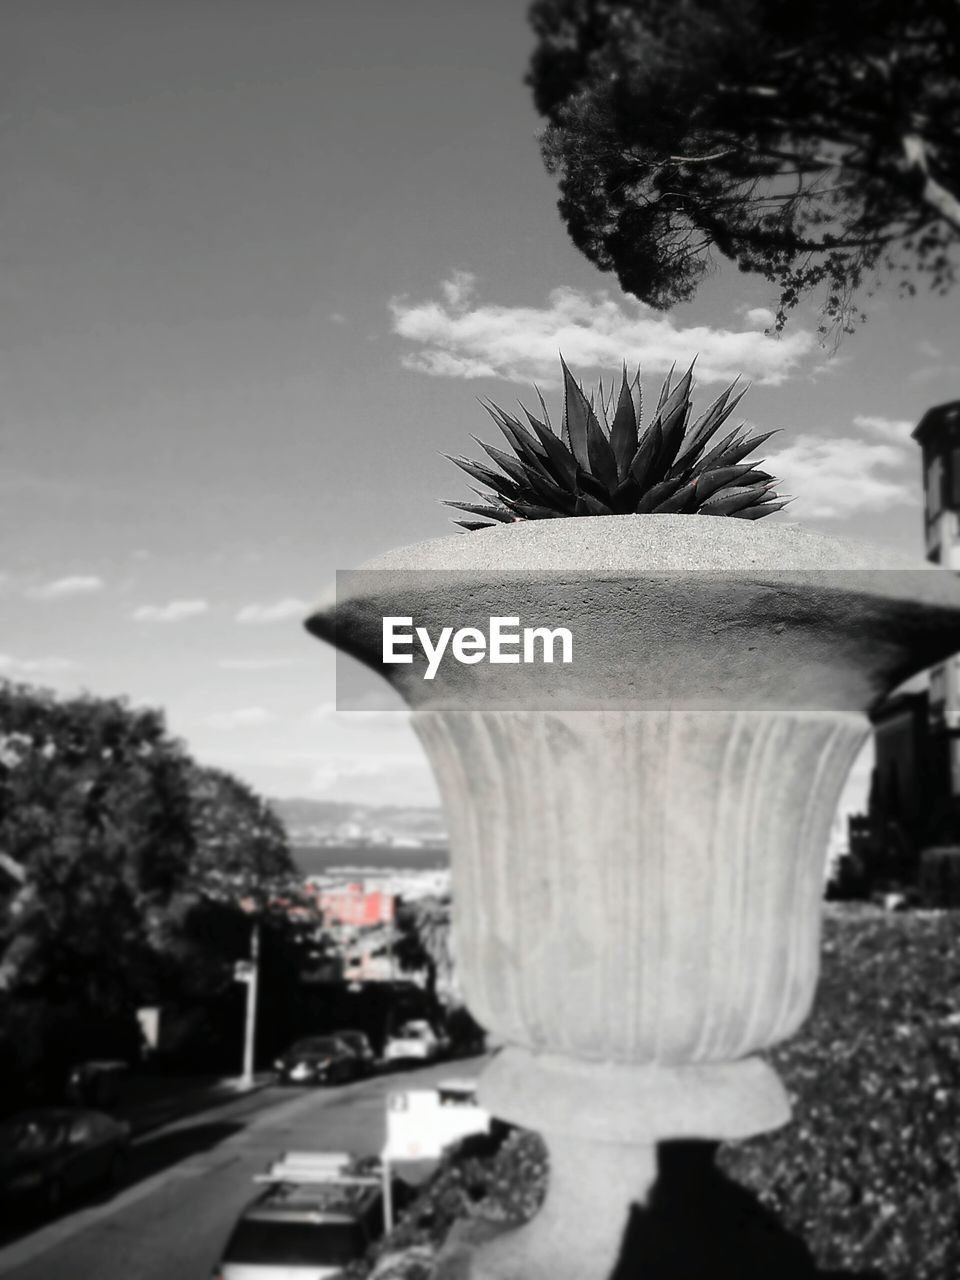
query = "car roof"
xmin=245 ymin=1207 xmax=359 ymax=1225
xmin=249 ymin=1181 xmax=379 ymax=1220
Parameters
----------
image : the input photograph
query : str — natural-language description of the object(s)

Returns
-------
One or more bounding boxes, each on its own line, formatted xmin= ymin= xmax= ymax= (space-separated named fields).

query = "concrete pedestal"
xmin=438 ymin=1137 xmax=657 ymax=1280
xmin=431 ymin=1049 xmax=792 ymax=1280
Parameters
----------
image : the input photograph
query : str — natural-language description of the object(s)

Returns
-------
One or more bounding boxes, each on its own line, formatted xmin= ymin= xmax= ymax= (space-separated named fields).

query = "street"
xmin=0 ymin=1057 xmax=486 ymax=1280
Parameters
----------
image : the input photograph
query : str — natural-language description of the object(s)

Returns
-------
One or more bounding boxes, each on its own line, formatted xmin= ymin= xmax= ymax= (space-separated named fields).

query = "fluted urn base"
xmin=435 ymin=1049 xmax=798 ymax=1280
xmin=436 ymin=1132 xmax=824 ymax=1280
xmin=415 ymin=707 xmax=867 ymax=1062
xmin=437 ymin=1133 xmax=659 ymax=1280
xmin=435 ymin=1049 xmax=791 ymax=1280
xmin=480 ymin=1046 xmax=789 ymax=1142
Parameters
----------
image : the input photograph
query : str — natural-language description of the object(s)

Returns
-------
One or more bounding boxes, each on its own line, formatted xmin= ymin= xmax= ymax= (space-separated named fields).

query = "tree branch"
xmin=669 ymin=149 xmax=738 ymax=163
xmin=902 ymin=133 xmax=960 ymax=230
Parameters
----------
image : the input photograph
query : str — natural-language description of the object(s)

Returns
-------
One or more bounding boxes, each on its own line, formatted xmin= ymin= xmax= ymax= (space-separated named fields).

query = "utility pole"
xmin=240 ymin=918 xmax=260 ymax=1089
xmin=386 ymin=892 xmax=397 ymax=980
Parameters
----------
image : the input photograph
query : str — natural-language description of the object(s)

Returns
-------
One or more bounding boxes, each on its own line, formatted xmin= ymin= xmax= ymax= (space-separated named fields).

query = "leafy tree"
xmin=392 ymin=895 xmax=453 ymax=1007
xmin=187 ymin=766 xmax=298 ymax=909
xmin=0 ymin=683 xmax=306 ymax=1016
xmin=0 ymin=685 xmax=195 ymax=1008
xmin=155 ymin=764 xmax=315 ymax=1003
xmin=527 ymin=0 xmax=960 ymax=333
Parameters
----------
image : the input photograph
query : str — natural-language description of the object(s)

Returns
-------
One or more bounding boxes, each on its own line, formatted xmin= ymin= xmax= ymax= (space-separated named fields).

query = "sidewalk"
xmin=115 ymin=1072 xmax=270 ymax=1135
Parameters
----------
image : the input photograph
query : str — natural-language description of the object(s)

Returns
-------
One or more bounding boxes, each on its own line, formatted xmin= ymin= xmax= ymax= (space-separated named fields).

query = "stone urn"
xmin=306 ymin=514 xmax=960 ymax=1279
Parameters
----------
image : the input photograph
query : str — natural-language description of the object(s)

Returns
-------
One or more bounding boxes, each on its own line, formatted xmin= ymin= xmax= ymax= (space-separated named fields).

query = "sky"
xmin=2 ymin=0 xmax=959 ymax=808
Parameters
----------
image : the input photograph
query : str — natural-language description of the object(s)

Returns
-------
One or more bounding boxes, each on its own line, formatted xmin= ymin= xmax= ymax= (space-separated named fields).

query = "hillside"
xmin=291 ymin=843 xmax=449 ymax=876
xmin=271 ymin=798 xmax=446 ymax=847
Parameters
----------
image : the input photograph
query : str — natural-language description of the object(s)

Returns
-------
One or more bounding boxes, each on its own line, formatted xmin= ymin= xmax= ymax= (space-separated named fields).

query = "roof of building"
xmin=870 ymin=688 xmax=929 ymax=726
xmin=913 ymin=400 xmax=960 ymax=446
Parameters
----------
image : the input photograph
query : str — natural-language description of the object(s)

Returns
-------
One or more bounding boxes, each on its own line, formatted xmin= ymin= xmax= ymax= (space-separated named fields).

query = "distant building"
xmin=309 ymin=881 xmax=396 ymax=927
xmin=917 ymin=400 xmax=960 ymax=568
xmin=305 ymin=868 xmax=451 ymax=903
xmin=856 ymin=401 xmax=960 ymax=891
xmin=915 ymin=400 xmax=960 ymax=802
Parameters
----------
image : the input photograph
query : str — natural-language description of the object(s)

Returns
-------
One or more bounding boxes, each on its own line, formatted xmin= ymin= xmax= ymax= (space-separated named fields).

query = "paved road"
xmin=0 ymin=1057 xmax=487 ymax=1280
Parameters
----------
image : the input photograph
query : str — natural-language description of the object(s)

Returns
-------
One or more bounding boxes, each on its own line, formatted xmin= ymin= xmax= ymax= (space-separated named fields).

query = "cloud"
xmin=405 ymin=349 xmax=500 ymax=379
xmin=908 ymin=363 xmax=960 ymax=385
xmin=236 ymin=598 xmax=309 ymax=624
xmin=307 ymin=753 xmax=433 ymax=798
xmin=310 ymin=702 xmax=410 ymax=728
xmin=132 ymin=599 xmax=209 ymax=623
xmin=852 ymin=414 xmax=915 ymax=445
xmin=441 ymin=270 xmax=478 ymax=309
xmin=758 ymin=402 xmax=927 ymax=520
xmin=0 ymin=654 xmax=79 ymax=674
xmin=27 ymin=575 xmax=104 ymax=600
xmin=218 ymin=657 xmax=301 ymax=671
xmin=767 ymin=435 xmax=915 ymax=519
xmin=191 ymin=744 xmax=437 ymax=806
xmin=205 ymin=706 xmax=277 ymax=730
xmin=743 ymin=306 xmax=776 ymax=329
xmin=390 ymin=275 xmax=818 ymax=388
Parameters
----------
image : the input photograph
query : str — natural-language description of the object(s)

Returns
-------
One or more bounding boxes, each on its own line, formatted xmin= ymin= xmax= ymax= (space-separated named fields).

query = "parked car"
xmin=382 ymin=1020 xmax=447 ymax=1064
xmin=436 ymin=1077 xmax=479 ymax=1107
xmin=213 ymin=1153 xmax=409 ymax=1280
xmin=273 ymin=1036 xmax=360 ymax=1086
xmin=65 ymin=1059 xmax=127 ymax=1109
xmin=0 ymin=1108 xmax=130 ymax=1212
xmin=333 ymin=1030 xmax=377 ymax=1075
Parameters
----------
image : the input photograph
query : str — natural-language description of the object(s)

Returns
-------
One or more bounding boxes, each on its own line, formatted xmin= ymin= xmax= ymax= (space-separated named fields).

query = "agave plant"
xmin=444 ymin=356 xmax=788 ymax=529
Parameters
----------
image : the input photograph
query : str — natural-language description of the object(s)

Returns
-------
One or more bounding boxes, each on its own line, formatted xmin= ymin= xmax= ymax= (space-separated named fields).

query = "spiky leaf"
xmin=560 ymin=358 xmax=593 ymax=465
xmin=473 ymin=439 xmax=535 ymax=489
xmin=575 ymin=491 xmax=614 ymax=516
xmin=635 ymin=476 xmax=685 ymax=513
xmin=651 ymin=479 xmax=699 ymax=513
xmin=561 ymin=357 xmax=618 ymax=489
xmin=441 ymin=500 xmax=515 ymax=522
xmin=729 ymin=499 xmax=792 ymax=519
xmin=445 ymin=454 xmax=520 ymax=496
xmin=671 ymin=384 xmax=747 ymax=474
xmin=527 ymin=417 xmax=580 ymax=489
xmin=694 ymin=464 xmax=768 ymax=502
xmin=630 ymin=420 xmax=662 ymax=490
xmin=689 ymin=426 xmax=744 ymax=478
xmin=716 ymin=430 xmax=780 ymax=469
xmin=608 ymin=368 xmax=639 ymax=479
xmin=699 ymin=483 xmax=775 ymax=516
